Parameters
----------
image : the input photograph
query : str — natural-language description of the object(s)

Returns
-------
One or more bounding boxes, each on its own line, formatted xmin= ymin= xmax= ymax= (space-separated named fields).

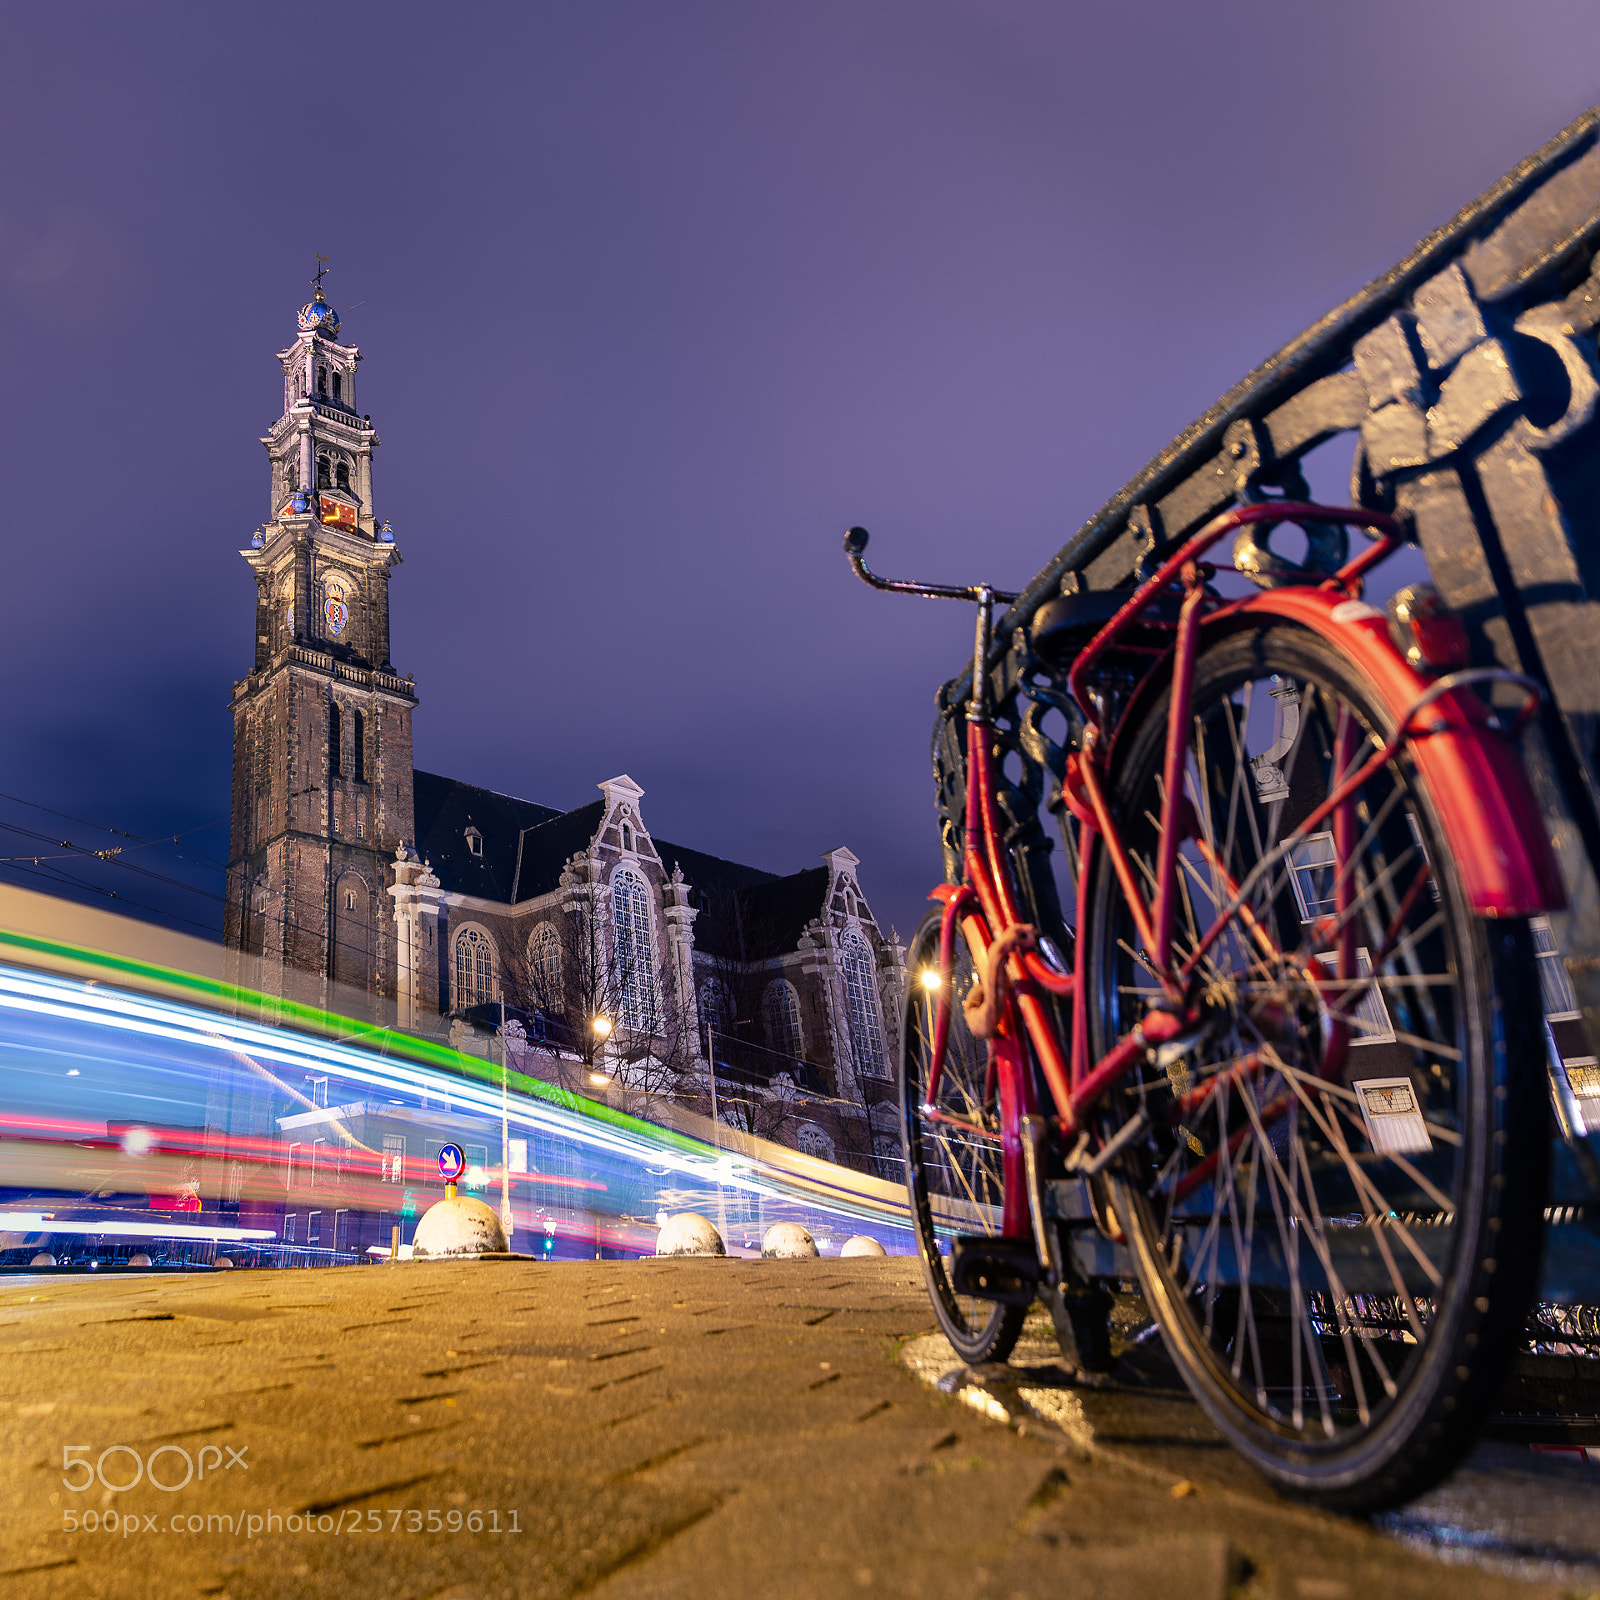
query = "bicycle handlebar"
xmin=843 ymin=526 xmax=1021 ymax=605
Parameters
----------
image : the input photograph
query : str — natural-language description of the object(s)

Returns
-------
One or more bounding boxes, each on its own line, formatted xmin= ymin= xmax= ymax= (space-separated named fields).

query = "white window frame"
xmin=611 ymin=866 xmax=658 ymax=1033
xmin=453 ymin=925 xmax=497 ymax=1011
xmin=840 ymin=928 xmax=888 ymax=1079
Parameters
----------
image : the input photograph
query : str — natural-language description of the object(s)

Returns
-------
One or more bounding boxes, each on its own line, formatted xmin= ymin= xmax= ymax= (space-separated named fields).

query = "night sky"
xmin=0 ymin=3 xmax=1595 ymax=945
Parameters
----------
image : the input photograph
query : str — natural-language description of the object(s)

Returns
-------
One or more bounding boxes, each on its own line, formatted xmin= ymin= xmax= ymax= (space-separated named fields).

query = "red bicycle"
xmin=847 ymin=503 xmax=1564 ymax=1510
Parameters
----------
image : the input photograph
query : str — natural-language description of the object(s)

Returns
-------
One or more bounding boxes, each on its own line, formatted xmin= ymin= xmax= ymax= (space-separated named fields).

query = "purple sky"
xmin=0 ymin=4 xmax=1595 ymax=943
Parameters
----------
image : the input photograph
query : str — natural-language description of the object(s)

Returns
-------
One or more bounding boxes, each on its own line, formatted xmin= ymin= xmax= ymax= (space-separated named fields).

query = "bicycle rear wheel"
xmin=901 ymin=909 xmax=1027 ymax=1364
xmin=1081 ymin=620 xmax=1548 ymax=1510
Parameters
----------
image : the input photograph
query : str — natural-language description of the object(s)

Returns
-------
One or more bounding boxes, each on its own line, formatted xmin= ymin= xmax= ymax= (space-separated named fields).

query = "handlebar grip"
xmin=843 ymin=526 xmax=869 ymax=557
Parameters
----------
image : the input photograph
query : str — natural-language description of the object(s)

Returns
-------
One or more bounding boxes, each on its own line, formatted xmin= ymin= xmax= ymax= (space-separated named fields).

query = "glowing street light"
xmin=920 ymin=969 xmax=942 ymax=992
xmin=591 ymin=1015 xmax=613 ymax=1039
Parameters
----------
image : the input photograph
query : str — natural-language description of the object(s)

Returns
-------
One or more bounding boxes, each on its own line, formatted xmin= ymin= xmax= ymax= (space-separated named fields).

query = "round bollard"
xmin=761 ymin=1222 xmax=819 ymax=1259
xmin=411 ymin=1196 xmax=508 ymax=1259
xmin=655 ymin=1213 xmax=725 ymax=1257
xmin=128 ymin=1253 xmax=153 ymax=1268
xmin=29 ymin=1252 xmax=55 ymax=1268
xmin=214 ymin=1257 xmax=235 ymax=1269
xmin=841 ymin=1235 xmax=887 ymax=1257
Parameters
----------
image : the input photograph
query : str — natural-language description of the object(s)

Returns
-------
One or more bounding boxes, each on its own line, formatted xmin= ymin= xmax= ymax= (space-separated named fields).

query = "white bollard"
xmin=411 ymin=1196 xmax=509 ymax=1259
xmin=128 ymin=1253 xmax=153 ymax=1268
xmin=655 ymin=1213 xmax=726 ymax=1257
xmin=761 ymin=1222 xmax=819 ymax=1259
xmin=841 ymin=1235 xmax=887 ymax=1257
xmin=214 ymin=1257 xmax=235 ymax=1269
xmin=29 ymin=1252 xmax=55 ymax=1267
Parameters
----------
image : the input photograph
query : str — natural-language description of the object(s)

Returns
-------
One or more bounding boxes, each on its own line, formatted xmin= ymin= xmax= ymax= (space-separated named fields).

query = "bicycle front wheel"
xmin=1082 ymin=620 xmax=1548 ymax=1510
xmin=901 ymin=909 xmax=1027 ymax=1364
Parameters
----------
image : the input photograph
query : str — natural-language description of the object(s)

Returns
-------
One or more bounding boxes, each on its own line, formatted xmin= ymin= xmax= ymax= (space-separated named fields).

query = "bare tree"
xmin=499 ymin=851 xmax=700 ymax=1105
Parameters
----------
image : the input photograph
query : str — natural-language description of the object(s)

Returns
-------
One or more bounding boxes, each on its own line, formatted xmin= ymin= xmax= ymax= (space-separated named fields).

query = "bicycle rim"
xmin=901 ymin=910 xmax=1026 ymax=1364
xmin=1083 ymin=622 xmax=1547 ymax=1508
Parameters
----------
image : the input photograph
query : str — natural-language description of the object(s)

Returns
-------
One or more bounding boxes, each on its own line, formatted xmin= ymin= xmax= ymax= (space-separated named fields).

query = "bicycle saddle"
xmin=1030 ymin=587 xmax=1184 ymax=667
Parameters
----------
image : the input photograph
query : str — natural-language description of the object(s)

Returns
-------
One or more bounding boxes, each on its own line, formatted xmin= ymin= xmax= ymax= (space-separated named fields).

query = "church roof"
xmin=415 ymin=771 xmax=837 ymax=960
xmin=413 ymin=771 xmax=561 ymax=900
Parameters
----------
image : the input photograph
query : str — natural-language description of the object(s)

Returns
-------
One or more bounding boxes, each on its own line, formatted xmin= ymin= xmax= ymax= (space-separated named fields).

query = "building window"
xmin=352 ymin=710 xmax=366 ymax=782
xmin=1532 ymin=916 xmax=1579 ymax=1020
xmin=840 ymin=929 xmax=887 ymax=1078
xmin=317 ymin=366 xmax=327 ymax=396
xmin=1316 ymin=947 xmax=1396 ymax=1044
xmin=612 ymin=867 xmax=658 ymax=1033
xmin=336 ymin=459 xmax=351 ymax=490
xmin=529 ymin=922 xmax=563 ymax=1011
xmin=620 ymin=822 xmax=634 ymax=852
xmin=317 ymin=455 xmax=331 ymax=489
xmin=454 ymin=927 xmax=496 ymax=1010
xmin=332 ymin=371 xmax=343 ymax=401
xmin=700 ymin=977 xmax=732 ymax=1039
xmin=382 ymin=1134 xmax=405 ymax=1184
xmin=464 ymin=826 xmax=482 ymax=857
xmin=329 ymin=702 xmax=342 ymax=777
xmin=797 ymin=1125 xmax=835 ymax=1162
xmin=762 ymin=979 xmax=804 ymax=1060
xmin=1288 ymin=831 xmax=1338 ymax=922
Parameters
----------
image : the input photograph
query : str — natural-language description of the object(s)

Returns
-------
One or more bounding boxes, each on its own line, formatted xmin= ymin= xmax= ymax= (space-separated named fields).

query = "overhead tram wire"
xmin=0 ymin=791 xmax=230 ymax=873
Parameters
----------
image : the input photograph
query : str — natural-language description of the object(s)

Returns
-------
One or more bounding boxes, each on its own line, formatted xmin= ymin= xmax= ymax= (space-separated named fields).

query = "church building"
xmin=223 ymin=278 xmax=905 ymax=1173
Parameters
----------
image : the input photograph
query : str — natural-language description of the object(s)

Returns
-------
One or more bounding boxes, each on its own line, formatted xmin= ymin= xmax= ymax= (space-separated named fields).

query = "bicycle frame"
xmin=902 ymin=500 xmax=1566 ymax=1248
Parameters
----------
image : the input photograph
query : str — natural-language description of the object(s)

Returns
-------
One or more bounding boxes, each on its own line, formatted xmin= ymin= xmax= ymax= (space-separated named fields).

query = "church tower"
xmin=224 ymin=266 xmax=418 ymax=1002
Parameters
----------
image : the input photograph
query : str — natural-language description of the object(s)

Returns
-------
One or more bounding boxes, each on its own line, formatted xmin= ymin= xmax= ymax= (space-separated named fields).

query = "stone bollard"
xmin=841 ymin=1235 xmax=887 ymax=1257
xmin=29 ymin=1252 xmax=55 ymax=1268
xmin=411 ymin=1196 xmax=509 ymax=1259
xmin=128 ymin=1253 xmax=153 ymax=1268
xmin=761 ymin=1222 xmax=819 ymax=1259
xmin=655 ymin=1213 xmax=726 ymax=1257
xmin=214 ymin=1257 xmax=235 ymax=1269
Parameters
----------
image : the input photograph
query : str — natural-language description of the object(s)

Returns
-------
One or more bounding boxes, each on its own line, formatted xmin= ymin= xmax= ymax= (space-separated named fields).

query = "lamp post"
xmin=498 ymin=997 xmax=513 ymax=1242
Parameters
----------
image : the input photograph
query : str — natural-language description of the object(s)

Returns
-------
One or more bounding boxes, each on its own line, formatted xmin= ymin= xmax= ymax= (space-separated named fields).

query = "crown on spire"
xmin=298 ymin=254 xmax=340 ymax=339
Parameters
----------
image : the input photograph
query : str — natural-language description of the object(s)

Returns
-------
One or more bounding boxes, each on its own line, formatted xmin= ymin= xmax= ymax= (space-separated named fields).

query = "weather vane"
xmin=311 ymin=253 xmax=330 ymax=295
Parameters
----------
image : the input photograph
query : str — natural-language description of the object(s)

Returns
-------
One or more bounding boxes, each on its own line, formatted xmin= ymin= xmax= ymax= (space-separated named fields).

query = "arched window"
xmin=454 ymin=928 xmax=495 ymax=1011
xmin=351 ymin=710 xmax=365 ymax=782
xmin=840 ymin=929 xmax=886 ymax=1078
xmin=317 ymin=366 xmax=327 ymax=396
xmin=797 ymin=1125 xmax=835 ymax=1162
xmin=328 ymin=702 xmax=342 ymax=777
xmin=611 ymin=867 xmax=657 ymax=1033
xmin=317 ymin=455 xmax=331 ymax=489
xmin=761 ymin=979 xmax=804 ymax=1061
xmin=700 ymin=977 xmax=732 ymax=1041
xmin=336 ymin=460 xmax=351 ymax=490
xmin=529 ymin=923 xmax=563 ymax=1011
xmin=332 ymin=371 xmax=343 ymax=401
xmin=620 ymin=822 xmax=634 ymax=852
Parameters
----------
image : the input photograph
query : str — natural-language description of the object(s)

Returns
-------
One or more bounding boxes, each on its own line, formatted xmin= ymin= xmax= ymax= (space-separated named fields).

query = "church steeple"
xmin=225 ymin=267 xmax=419 ymax=1004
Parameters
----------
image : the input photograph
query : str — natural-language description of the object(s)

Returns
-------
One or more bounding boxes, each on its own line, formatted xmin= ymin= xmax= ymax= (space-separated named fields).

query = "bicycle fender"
xmin=1238 ymin=588 xmax=1565 ymax=918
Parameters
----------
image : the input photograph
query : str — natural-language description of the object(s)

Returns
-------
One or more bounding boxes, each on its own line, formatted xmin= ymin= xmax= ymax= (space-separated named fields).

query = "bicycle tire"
xmin=1081 ymin=620 xmax=1549 ymax=1510
xmin=901 ymin=908 xmax=1027 ymax=1364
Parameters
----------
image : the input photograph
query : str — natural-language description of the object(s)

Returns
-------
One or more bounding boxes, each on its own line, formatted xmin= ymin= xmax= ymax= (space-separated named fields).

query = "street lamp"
xmin=920 ymin=969 xmax=941 ymax=992
xmin=591 ymin=1015 xmax=613 ymax=1040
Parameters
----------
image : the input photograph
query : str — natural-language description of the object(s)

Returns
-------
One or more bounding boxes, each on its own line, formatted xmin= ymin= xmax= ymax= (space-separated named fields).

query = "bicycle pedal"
xmin=950 ymin=1235 xmax=1040 ymax=1306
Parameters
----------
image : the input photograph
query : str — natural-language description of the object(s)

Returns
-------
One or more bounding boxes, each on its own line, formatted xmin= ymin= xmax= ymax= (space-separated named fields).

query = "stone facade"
xmin=226 ymin=284 xmax=905 ymax=1171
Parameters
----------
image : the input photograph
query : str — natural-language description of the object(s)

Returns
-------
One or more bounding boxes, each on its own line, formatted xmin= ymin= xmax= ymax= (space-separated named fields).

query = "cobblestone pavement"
xmin=0 ymin=1259 xmax=1593 ymax=1599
